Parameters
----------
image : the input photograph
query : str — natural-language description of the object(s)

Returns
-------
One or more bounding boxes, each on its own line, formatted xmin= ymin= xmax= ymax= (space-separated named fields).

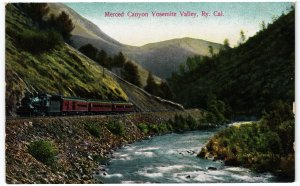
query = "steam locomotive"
xmin=17 ymin=93 xmax=134 ymax=116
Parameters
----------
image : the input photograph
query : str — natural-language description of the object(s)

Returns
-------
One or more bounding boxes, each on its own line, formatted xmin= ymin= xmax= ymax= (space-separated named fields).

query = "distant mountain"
xmin=125 ymin=38 xmax=224 ymax=78
xmin=52 ymin=3 xmax=223 ymax=79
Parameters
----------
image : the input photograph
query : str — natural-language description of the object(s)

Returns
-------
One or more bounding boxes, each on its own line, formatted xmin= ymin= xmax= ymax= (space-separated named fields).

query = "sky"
xmin=65 ymin=2 xmax=293 ymax=46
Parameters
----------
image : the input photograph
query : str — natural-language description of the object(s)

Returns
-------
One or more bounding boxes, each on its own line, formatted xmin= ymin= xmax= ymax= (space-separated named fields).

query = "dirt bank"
xmin=6 ymin=110 xmax=205 ymax=184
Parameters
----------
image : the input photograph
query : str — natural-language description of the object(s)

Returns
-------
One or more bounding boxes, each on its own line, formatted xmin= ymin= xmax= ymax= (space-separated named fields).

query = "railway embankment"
xmin=6 ymin=109 xmax=212 ymax=184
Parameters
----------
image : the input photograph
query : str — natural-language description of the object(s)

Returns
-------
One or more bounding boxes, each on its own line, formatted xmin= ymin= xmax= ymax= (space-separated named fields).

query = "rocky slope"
xmin=6 ymin=110 xmax=206 ymax=183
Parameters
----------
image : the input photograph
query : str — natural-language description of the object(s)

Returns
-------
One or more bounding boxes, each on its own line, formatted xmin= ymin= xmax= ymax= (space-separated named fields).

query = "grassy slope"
xmin=5 ymin=4 xmax=127 ymax=115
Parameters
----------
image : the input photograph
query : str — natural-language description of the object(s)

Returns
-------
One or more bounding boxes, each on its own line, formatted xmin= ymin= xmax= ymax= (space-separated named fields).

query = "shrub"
xmin=78 ymin=44 xmax=98 ymax=61
xmin=28 ymin=140 xmax=58 ymax=165
xmin=277 ymin=120 xmax=295 ymax=154
xmin=16 ymin=29 xmax=62 ymax=53
xmin=137 ymin=123 xmax=149 ymax=134
xmin=158 ymin=123 xmax=169 ymax=133
xmin=186 ymin=115 xmax=198 ymax=130
xmin=263 ymin=100 xmax=294 ymax=127
xmin=107 ymin=120 xmax=125 ymax=136
xmin=85 ymin=123 xmax=101 ymax=138
xmin=170 ymin=114 xmax=190 ymax=132
xmin=148 ymin=124 xmax=159 ymax=133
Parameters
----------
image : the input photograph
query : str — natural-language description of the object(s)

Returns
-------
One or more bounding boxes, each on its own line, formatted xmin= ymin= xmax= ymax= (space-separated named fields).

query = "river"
xmin=95 ymin=129 xmax=277 ymax=183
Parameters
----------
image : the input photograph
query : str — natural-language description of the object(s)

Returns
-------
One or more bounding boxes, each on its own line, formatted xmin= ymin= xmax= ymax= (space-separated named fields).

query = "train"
xmin=16 ymin=93 xmax=134 ymax=116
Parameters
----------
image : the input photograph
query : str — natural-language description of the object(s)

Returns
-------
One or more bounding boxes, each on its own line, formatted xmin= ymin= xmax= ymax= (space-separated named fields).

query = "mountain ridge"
xmin=56 ymin=3 xmax=223 ymax=79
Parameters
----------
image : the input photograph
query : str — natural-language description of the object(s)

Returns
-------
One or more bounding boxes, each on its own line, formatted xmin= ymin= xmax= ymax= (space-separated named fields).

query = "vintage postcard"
xmin=3 ymin=0 xmax=296 ymax=184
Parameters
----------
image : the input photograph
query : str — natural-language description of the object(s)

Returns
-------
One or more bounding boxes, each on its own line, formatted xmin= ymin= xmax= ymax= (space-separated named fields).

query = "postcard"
xmin=3 ymin=0 xmax=296 ymax=184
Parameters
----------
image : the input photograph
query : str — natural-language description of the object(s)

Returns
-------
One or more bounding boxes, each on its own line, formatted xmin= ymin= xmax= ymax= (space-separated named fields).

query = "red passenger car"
xmin=61 ymin=97 xmax=88 ymax=114
xmin=88 ymin=100 xmax=113 ymax=113
xmin=112 ymin=102 xmax=134 ymax=112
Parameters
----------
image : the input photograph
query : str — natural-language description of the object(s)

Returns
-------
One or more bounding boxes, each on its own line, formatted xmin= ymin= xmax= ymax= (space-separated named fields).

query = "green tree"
xmin=144 ymin=71 xmax=157 ymax=95
xmin=25 ymin=3 xmax=49 ymax=23
xmin=52 ymin=11 xmax=74 ymax=40
xmin=159 ymin=81 xmax=173 ymax=99
xmin=96 ymin=49 xmax=109 ymax=67
xmin=208 ymin=45 xmax=214 ymax=57
xmin=260 ymin=21 xmax=266 ymax=31
xmin=113 ymin=52 xmax=126 ymax=67
xmin=223 ymin=38 xmax=230 ymax=49
xmin=186 ymin=57 xmax=197 ymax=71
xmin=79 ymin=44 xmax=98 ymax=61
xmin=107 ymin=56 xmax=113 ymax=70
xmin=178 ymin=63 xmax=186 ymax=75
xmin=239 ymin=30 xmax=246 ymax=45
xmin=122 ymin=61 xmax=141 ymax=87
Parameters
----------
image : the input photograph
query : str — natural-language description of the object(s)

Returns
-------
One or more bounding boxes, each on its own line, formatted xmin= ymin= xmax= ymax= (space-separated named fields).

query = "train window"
xmin=93 ymin=104 xmax=110 ymax=108
xmin=77 ymin=104 xmax=87 ymax=107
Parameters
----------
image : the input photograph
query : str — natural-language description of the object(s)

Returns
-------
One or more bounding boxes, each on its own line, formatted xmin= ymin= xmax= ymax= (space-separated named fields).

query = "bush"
xmin=137 ymin=123 xmax=149 ymax=134
xmin=79 ymin=44 xmax=98 ymax=61
xmin=263 ymin=100 xmax=294 ymax=127
xmin=170 ymin=114 xmax=190 ymax=132
xmin=201 ymin=115 xmax=295 ymax=180
xmin=148 ymin=124 xmax=159 ymax=133
xmin=277 ymin=120 xmax=295 ymax=154
xmin=85 ymin=123 xmax=101 ymax=138
xmin=16 ymin=29 xmax=62 ymax=53
xmin=158 ymin=123 xmax=169 ymax=133
xmin=107 ymin=120 xmax=125 ymax=136
xmin=186 ymin=115 xmax=198 ymax=130
xmin=28 ymin=140 xmax=58 ymax=165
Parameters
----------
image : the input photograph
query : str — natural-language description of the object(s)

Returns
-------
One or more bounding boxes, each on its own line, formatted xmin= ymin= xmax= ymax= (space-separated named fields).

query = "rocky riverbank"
xmin=197 ymin=121 xmax=295 ymax=181
xmin=6 ymin=109 xmax=209 ymax=184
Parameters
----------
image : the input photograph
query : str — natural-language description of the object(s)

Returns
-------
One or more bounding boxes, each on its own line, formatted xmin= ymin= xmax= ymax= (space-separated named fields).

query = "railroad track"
xmin=6 ymin=113 xmax=134 ymax=121
xmin=6 ymin=109 xmax=189 ymax=121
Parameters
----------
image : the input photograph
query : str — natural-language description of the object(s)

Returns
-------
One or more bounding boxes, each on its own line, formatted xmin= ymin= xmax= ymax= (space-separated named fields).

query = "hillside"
xmin=125 ymin=38 xmax=224 ymax=78
xmin=56 ymin=3 xmax=223 ymax=79
xmin=5 ymin=3 xmax=183 ymax=115
xmin=46 ymin=3 xmax=162 ymax=85
xmin=168 ymin=8 xmax=295 ymax=118
xmin=47 ymin=3 xmax=123 ymax=53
